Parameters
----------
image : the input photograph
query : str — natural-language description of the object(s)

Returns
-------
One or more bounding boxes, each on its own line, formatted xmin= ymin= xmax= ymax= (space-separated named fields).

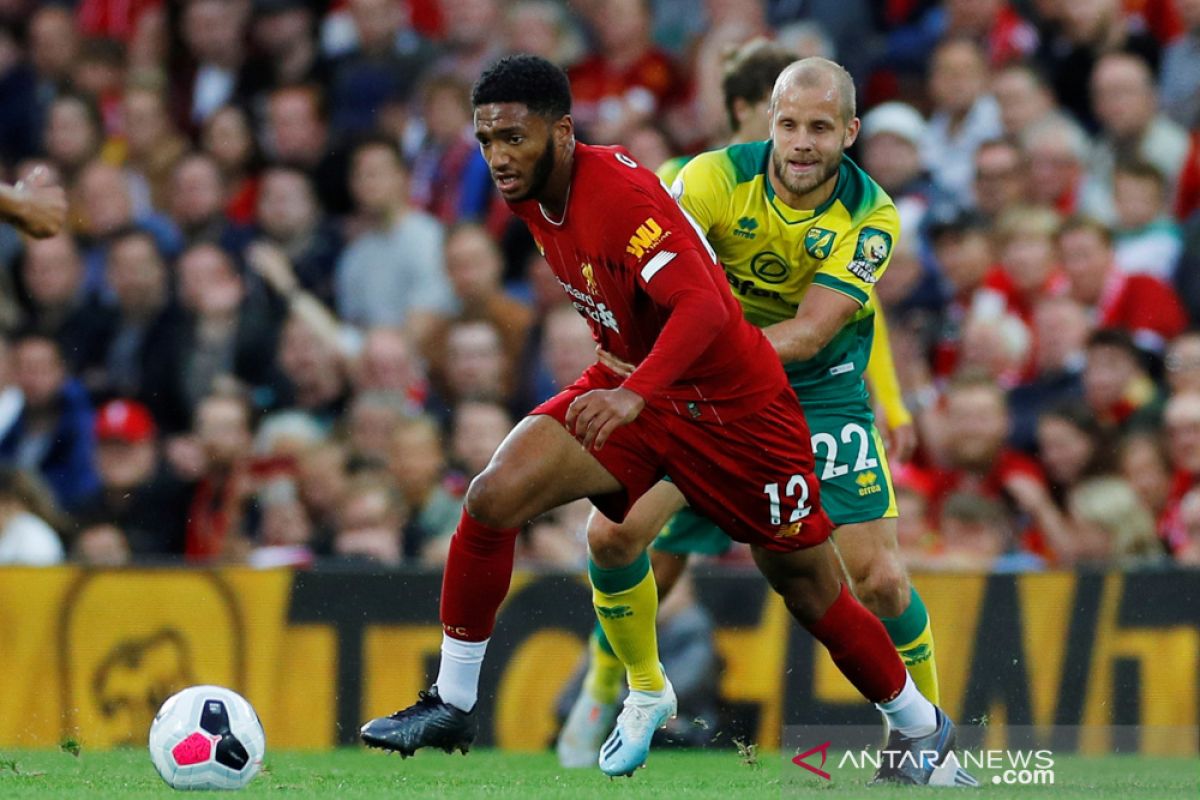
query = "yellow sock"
xmin=589 ymin=552 xmax=664 ymax=693
xmin=896 ymin=621 xmax=940 ymax=705
xmin=583 ymin=627 xmax=624 ymax=705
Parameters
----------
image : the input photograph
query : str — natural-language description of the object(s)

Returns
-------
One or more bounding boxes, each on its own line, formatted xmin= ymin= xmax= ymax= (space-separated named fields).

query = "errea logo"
xmin=735 ymin=216 xmax=758 ymax=239
xmin=626 ymin=217 xmax=670 ymax=259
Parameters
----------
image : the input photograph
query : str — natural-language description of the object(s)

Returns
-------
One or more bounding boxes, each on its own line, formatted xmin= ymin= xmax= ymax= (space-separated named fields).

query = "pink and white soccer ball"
xmin=149 ymin=685 xmax=266 ymax=790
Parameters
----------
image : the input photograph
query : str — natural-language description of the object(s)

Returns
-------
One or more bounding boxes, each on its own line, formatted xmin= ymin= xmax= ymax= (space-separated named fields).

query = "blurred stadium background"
xmin=0 ymin=0 xmax=1198 ymax=761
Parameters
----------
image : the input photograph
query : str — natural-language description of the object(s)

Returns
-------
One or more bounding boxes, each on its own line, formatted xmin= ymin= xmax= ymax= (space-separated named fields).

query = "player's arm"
xmin=763 ymin=286 xmax=860 ymax=363
xmin=620 ymin=246 xmax=729 ymax=400
xmin=0 ymin=166 xmax=67 ymax=239
xmin=567 ymin=198 xmax=728 ymax=450
xmin=569 ymin=244 xmax=729 ymax=450
xmin=866 ymin=306 xmax=916 ymax=461
xmin=766 ymin=205 xmax=901 ymax=363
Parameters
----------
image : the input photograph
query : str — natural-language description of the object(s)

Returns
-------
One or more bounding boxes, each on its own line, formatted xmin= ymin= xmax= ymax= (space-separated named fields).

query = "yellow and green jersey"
xmin=656 ymin=154 xmax=693 ymax=187
xmin=667 ymin=141 xmax=900 ymax=405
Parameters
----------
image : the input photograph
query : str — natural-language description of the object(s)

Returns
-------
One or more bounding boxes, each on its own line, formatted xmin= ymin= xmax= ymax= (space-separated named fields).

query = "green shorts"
xmin=803 ymin=401 xmax=897 ymax=526
xmin=652 ymin=400 xmax=896 ymax=555
xmin=651 ymin=504 xmax=732 ymax=556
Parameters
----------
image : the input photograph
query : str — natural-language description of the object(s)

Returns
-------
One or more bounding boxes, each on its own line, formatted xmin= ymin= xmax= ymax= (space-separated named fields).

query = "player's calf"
xmin=852 ymin=555 xmax=910 ymax=619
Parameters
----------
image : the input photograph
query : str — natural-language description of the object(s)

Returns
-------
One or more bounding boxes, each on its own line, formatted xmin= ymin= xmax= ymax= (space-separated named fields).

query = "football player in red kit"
xmin=360 ymin=55 xmax=965 ymax=787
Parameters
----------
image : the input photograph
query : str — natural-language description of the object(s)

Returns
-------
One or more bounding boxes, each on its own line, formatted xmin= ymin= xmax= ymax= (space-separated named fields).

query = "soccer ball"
xmin=148 ymin=685 xmax=265 ymax=790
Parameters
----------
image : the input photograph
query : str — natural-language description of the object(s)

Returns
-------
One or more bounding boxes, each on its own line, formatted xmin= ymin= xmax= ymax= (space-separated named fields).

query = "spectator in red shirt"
xmin=182 ymin=390 xmax=255 ymax=562
xmin=1082 ymin=327 xmax=1162 ymax=433
xmin=201 ymin=104 xmax=260 ymax=227
xmin=927 ymin=210 xmax=1021 ymax=378
xmin=994 ymin=205 xmax=1066 ymax=325
xmin=568 ymin=0 xmax=685 ymax=144
xmin=77 ymin=0 xmax=165 ymax=70
xmin=1058 ymin=215 xmax=1188 ymax=353
xmin=919 ymin=372 xmax=1067 ymax=560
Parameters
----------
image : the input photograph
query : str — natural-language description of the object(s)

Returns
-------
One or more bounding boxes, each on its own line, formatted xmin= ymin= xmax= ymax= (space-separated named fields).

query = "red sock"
xmin=440 ymin=511 xmax=521 ymax=642
xmin=805 ymin=584 xmax=906 ymax=703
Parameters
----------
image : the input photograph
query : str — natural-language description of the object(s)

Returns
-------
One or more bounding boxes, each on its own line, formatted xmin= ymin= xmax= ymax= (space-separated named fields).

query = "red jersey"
xmin=922 ymin=449 xmax=1054 ymax=558
xmin=569 ymin=51 xmax=685 ymax=134
xmin=510 ymin=143 xmax=784 ymax=422
xmin=1096 ymin=269 xmax=1188 ymax=349
xmin=1157 ymin=469 xmax=1195 ymax=555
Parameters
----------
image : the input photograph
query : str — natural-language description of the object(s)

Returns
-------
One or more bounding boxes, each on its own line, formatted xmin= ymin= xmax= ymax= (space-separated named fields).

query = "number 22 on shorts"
xmin=811 ymin=422 xmax=878 ymax=480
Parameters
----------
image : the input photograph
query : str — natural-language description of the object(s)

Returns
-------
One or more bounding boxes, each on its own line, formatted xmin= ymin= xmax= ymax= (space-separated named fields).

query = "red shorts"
xmin=531 ymin=366 xmax=832 ymax=551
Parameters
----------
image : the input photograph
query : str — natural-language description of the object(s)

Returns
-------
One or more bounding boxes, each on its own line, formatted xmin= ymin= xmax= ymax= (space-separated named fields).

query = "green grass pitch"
xmin=0 ymin=748 xmax=1195 ymax=798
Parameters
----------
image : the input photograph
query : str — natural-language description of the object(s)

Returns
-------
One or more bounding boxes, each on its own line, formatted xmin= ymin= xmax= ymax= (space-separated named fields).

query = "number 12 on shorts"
xmin=764 ymin=475 xmax=812 ymax=526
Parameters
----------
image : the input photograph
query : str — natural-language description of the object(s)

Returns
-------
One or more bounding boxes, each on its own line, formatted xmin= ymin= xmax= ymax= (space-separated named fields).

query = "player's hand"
xmin=11 ymin=166 xmax=67 ymax=238
xmin=565 ymin=387 xmax=645 ymax=451
xmin=885 ymin=422 xmax=918 ymax=463
xmin=595 ymin=346 xmax=635 ymax=377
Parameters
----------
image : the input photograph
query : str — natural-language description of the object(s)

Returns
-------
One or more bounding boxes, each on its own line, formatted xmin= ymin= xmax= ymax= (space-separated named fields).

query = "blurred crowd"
xmin=0 ymin=0 xmax=1198 ymax=573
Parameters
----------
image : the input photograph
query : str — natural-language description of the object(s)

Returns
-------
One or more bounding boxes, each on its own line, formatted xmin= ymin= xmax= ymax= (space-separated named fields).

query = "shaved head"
xmin=770 ymin=57 xmax=856 ymax=123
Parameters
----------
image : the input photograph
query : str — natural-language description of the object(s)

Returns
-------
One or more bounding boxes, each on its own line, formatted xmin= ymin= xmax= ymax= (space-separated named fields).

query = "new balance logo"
xmin=596 ymin=605 xmax=634 ymax=620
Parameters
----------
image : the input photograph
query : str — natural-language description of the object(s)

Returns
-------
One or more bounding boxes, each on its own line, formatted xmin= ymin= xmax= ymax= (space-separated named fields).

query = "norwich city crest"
xmin=804 ymin=227 xmax=836 ymax=259
xmin=847 ymin=227 xmax=892 ymax=284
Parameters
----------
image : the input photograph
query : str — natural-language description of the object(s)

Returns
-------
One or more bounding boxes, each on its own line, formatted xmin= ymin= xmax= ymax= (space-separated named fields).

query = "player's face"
xmin=474 ymin=102 xmax=567 ymax=202
xmin=769 ymin=82 xmax=859 ymax=206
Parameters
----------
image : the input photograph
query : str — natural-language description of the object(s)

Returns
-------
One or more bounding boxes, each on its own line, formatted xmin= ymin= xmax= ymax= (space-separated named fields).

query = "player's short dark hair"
xmin=471 ymin=54 xmax=571 ymax=119
xmin=722 ymin=40 xmax=798 ymax=133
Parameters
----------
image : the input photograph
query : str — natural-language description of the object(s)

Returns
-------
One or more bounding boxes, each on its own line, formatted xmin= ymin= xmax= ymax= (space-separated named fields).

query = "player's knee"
xmin=464 ymin=471 xmax=522 ymax=530
xmin=587 ymin=513 xmax=641 ymax=567
xmin=854 ymin=559 xmax=910 ymax=619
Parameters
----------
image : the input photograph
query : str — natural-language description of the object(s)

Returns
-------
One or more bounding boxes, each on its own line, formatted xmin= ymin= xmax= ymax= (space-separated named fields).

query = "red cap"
xmin=95 ymin=400 xmax=156 ymax=443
